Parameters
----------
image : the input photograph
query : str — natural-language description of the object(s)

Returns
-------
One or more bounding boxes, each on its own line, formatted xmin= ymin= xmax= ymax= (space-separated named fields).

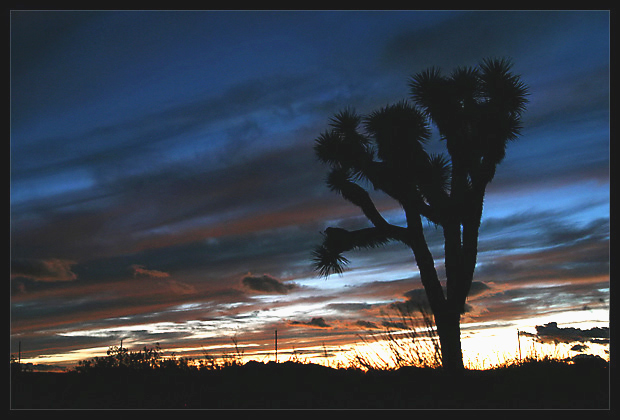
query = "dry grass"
xmin=11 ymin=307 xmax=609 ymax=408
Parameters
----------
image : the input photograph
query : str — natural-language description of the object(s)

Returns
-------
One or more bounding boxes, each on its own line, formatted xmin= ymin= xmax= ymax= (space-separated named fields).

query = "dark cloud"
xmin=468 ymin=279 xmax=610 ymax=328
xmin=326 ymin=302 xmax=373 ymax=312
xmin=474 ymin=214 xmax=610 ymax=288
xmin=381 ymin=11 xmax=608 ymax=76
xmin=392 ymin=286 xmax=480 ymax=317
xmin=241 ymin=274 xmax=295 ymax=294
xmin=570 ymin=344 xmax=588 ymax=353
xmin=400 ymin=288 xmax=431 ymax=311
xmin=11 ymin=258 xmax=78 ymax=282
xmin=533 ymin=322 xmax=609 ymax=345
xmin=290 ymin=317 xmax=330 ymax=328
xmin=339 ymin=277 xmax=416 ymax=301
xmin=10 ymin=139 xmax=327 ymax=264
xmin=466 ymin=282 xmax=491 ymax=298
xmin=355 ymin=320 xmax=379 ymax=329
xmin=381 ymin=320 xmax=408 ymax=331
xmin=522 ymin=64 xmax=609 ymax=133
xmin=10 ymin=69 xmax=324 ymax=186
xmin=163 ymin=280 xmax=197 ymax=296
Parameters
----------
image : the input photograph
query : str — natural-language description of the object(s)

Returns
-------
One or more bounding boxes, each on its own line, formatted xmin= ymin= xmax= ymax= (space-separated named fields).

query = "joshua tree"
xmin=312 ymin=58 xmax=528 ymax=372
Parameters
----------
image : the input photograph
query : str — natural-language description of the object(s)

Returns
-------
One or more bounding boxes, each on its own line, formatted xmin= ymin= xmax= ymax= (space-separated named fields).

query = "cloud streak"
xmin=290 ymin=317 xmax=331 ymax=328
xmin=242 ymin=274 xmax=296 ymax=294
xmin=130 ymin=264 xmax=170 ymax=278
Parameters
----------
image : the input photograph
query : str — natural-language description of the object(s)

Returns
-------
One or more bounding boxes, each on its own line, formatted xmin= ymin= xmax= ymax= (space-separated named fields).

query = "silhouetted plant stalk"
xmin=351 ymin=305 xmax=442 ymax=370
xmin=224 ymin=335 xmax=246 ymax=366
xmin=390 ymin=305 xmax=442 ymax=368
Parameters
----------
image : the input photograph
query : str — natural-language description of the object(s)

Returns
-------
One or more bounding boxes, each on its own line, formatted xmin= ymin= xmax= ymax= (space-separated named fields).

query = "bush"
xmin=74 ymin=343 xmax=198 ymax=374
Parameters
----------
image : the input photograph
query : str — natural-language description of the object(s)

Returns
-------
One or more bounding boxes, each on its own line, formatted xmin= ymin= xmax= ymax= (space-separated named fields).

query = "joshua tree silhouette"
xmin=312 ymin=58 xmax=528 ymax=372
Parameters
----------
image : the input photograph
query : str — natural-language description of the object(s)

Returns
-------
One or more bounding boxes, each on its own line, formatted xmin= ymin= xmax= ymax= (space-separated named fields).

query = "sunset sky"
xmin=10 ymin=10 xmax=610 ymax=370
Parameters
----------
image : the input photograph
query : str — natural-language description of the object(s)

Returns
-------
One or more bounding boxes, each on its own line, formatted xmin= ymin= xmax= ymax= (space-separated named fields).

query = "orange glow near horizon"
xmin=18 ymin=306 xmax=609 ymax=372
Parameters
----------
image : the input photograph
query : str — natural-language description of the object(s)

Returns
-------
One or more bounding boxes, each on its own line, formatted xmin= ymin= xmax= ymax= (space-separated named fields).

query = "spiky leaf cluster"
xmin=313 ymin=58 xmax=528 ymax=278
xmin=312 ymin=227 xmax=391 ymax=278
xmin=314 ymin=101 xmax=446 ymax=208
xmin=409 ymin=57 xmax=528 ymax=187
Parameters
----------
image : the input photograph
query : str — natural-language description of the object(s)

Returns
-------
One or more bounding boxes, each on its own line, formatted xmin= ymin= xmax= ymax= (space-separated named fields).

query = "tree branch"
xmin=403 ymin=204 xmax=447 ymax=313
xmin=327 ymin=167 xmax=416 ymax=243
xmin=330 ymin=172 xmax=391 ymax=229
xmin=312 ymin=225 xmax=406 ymax=278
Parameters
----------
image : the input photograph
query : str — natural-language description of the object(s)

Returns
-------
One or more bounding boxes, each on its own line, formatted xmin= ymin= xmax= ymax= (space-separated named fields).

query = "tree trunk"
xmin=435 ymin=308 xmax=464 ymax=373
xmin=404 ymin=205 xmax=465 ymax=373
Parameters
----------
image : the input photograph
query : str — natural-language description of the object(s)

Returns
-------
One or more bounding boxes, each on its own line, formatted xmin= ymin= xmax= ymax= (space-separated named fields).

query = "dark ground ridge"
xmin=11 ymin=359 xmax=609 ymax=409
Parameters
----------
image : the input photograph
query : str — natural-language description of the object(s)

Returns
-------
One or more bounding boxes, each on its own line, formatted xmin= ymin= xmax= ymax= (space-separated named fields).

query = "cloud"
xmin=468 ymin=281 xmax=491 ymax=298
xmin=242 ymin=274 xmax=295 ymax=294
xmin=11 ymin=70 xmax=319 ymax=186
xmin=391 ymin=288 xmax=437 ymax=315
xmin=570 ymin=344 xmax=588 ymax=353
xmin=533 ymin=322 xmax=609 ymax=345
xmin=474 ymin=215 xmax=610 ymax=289
xmin=290 ymin=317 xmax=330 ymax=328
xmin=11 ymin=139 xmax=327 ymax=264
xmin=355 ymin=320 xmax=379 ymax=329
xmin=400 ymin=288 xmax=431 ymax=311
xmin=389 ymin=283 xmax=491 ymax=318
xmin=130 ymin=264 xmax=170 ymax=278
xmin=164 ymin=280 xmax=196 ymax=295
xmin=381 ymin=11 xmax=608 ymax=80
xmin=380 ymin=11 xmax=557 ymax=73
xmin=326 ymin=302 xmax=373 ymax=312
xmin=381 ymin=320 xmax=409 ymax=330
xmin=11 ymin=258 xmax=78 ymax=282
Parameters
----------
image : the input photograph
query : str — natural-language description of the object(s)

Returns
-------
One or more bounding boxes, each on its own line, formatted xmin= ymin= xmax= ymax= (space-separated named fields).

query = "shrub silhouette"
xmin=75 ymin=343 xmax=195 ymax=374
